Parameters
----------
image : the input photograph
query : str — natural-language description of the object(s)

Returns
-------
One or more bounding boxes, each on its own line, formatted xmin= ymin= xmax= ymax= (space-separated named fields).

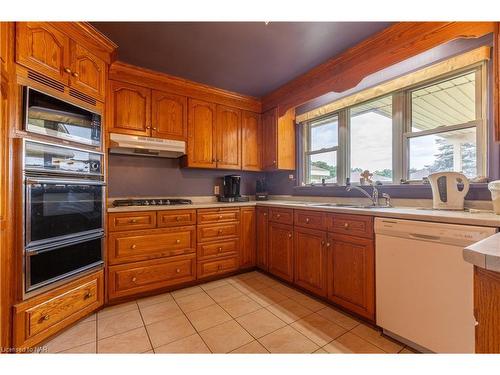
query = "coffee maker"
xmin=218 ymin=175 xmax=249 ymax=202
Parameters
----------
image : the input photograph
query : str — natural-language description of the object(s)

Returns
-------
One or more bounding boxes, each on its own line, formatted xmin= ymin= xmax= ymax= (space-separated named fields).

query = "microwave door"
xmin=25 ymin=178 xmax=105 ymax=248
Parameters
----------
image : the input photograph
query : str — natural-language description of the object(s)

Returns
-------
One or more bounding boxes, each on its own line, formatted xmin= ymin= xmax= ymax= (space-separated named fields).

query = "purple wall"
xmin=108 ymin=154 xmax=265 ymax=197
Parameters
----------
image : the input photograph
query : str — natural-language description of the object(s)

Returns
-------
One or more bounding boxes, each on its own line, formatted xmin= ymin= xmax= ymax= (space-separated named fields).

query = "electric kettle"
xmin=428 ymin=172 xmax=470 ymax=210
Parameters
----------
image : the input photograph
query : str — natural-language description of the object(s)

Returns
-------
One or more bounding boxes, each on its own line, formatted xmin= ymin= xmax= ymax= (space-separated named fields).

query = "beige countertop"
xmin=108 ymin=198 xmax=500 ymax=227
xmin=464 ymin=232 xmax=500 ymax=273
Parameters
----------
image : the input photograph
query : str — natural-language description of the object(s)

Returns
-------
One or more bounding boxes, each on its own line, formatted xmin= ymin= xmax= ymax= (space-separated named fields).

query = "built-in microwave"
xmin=23 ymin=87 xmax=102 ymax=147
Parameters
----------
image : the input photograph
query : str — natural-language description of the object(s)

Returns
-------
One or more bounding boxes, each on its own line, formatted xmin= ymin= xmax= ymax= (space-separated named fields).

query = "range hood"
xmin=109 ymin=133 xmax=186 ymax=158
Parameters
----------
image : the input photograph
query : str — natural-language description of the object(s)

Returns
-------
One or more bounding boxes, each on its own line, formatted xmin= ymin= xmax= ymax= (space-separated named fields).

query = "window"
xmin=303 ymin=115 xmax=338 ymax=184
xmin=349 ymin=96 xmax=393 ymax=183
xmin=301 ymin=64 xmax=487 ymax=186
xmin=406 ymin=71 xmax=484 ymax=180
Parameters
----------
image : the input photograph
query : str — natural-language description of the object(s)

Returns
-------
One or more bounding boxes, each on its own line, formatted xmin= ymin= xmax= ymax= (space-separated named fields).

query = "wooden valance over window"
xmin=296 ymin=46 xmax=491 ymax=123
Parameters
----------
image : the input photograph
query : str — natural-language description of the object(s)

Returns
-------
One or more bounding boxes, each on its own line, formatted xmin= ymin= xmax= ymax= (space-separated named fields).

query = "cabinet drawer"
xmin=108 ymin=254 xmax=196 ymax=300
xmin=327 ymin=214 xmax=374 ymax=239
xmin=108 ymin=226 xmax=196 ymax=265
xmin=13 ymin=271 xmax=104 ymax=348
xmin=197 ymin=256 xmax=239 ymax=279
xmin=108 ymin=211 xmax=156 ymax=232
xmin=269 ymin=208 xmax=293 ymax=225
xmin=197 ymin=239 xmax=239 ymax=260
xmin=197 ymin=222 xmax=240 ymax=243
xmin=158 ymin=209 xmax=196 ymax=228
xmin=294 ymin=210 xmax=327 ymax=230
xmin=197 ymin=208 xmax=240 ymax=223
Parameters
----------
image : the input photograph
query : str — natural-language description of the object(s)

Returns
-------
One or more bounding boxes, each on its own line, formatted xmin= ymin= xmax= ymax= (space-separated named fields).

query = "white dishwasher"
xmin=375 ymin=218 xmax=496 ymax=353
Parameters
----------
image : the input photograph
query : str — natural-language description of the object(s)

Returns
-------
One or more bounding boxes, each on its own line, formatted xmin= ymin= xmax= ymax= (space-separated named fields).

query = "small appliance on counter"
xmin=428 ymin=172 xmax=470 ymax=210
xmin=218 ymin=175 xmax=249 ymax=202
xmin=255 ymin=178 xmax=268 ymax=201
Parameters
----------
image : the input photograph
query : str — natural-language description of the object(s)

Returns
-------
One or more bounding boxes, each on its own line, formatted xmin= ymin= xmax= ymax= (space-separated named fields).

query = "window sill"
xmin=292 ymin=183 xmax=490 ymax=200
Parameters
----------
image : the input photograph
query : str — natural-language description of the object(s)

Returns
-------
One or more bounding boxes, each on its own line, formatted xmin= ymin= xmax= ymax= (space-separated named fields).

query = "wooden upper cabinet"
xmin=186 ymin=98 xmax=217 ymax=168
xmin=256 ymin=207 xmax=269 ymax=270
xmin=241 ymin=111 xmax=262 ymax=171
xmin=16 ymin=22 xmax=70 ymax=84
xmin=69 ymin=41 xmax=106 ymax=101
xmin=294 ymin=227 xmax=327 ymax=297
xmin=152 ymin=90 xmax=187 ymax=140
xmin=262 ymin=107 xmax=295 ymax=171
xmin=262 ymin=108 xmax=277 ymax=170
xmin=108 ymin=80 xmax=151 ymax=136
xmin=216 ymin=105 xmax=241 ymax=170
xmin=268 ymin=222 xmax=294 ymax=282
xmin=326 ymin=233 xmax=375 ymax=320
xmin=240 ymin=207 xmax=256 ymax=269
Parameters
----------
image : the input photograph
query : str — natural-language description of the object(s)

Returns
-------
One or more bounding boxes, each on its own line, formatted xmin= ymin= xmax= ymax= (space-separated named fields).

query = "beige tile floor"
xmin=41 ymin=271 xmax=417 ymax=354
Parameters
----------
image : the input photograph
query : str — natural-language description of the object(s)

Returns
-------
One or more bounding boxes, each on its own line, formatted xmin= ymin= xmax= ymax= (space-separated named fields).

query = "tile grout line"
xmin=134 ymin=300 xmax=155 ymax=354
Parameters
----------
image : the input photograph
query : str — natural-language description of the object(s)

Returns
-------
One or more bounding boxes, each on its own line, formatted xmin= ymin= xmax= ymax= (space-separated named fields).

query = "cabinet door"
xmin=216 ymin=105 xmax=241 ymax=170
xmin=69 ymin=40 xmax=106 ymax=101
xmin=256 ymin=207 xmax=269 ymax=270
xmin=241 ymin=111 xmax=261 ymax=171
xmin=327 ymin=233 xmax=375 ymax=320
xmin=16 ymin=22 xmax=70 ymax=84
xmin=294 ymin=227 xmax=327 ymax=297
xmin=240 ymin=207 xmax=256 ymax=269
xmin=186 ymin=98 xmax=216 ymax=168
xmin=268 ymin=222 xmax=294 ymax=282
xmin=474 ymin=267 xmax=500 ymax=353
xmin=261 ymin=108 xmax=277 ymax=170
xmin=152 ymin=90 xmax=187 ymax=140
xmin=108 ymin=80 xmax=151 ymax=136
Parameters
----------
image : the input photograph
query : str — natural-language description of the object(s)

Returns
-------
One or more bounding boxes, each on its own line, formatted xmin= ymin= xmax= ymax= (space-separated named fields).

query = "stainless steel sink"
xmin=310 ymin=203 xmax=359 ymax=208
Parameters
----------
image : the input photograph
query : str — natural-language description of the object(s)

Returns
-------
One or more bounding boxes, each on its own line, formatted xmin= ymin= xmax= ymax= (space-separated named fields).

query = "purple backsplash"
xmin=108 ymin=154 xmax=265 ymax=197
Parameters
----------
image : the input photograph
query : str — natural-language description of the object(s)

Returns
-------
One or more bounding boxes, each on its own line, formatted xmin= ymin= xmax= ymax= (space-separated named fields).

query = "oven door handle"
xmin=26 ymin=178 xmax=106 ymax=186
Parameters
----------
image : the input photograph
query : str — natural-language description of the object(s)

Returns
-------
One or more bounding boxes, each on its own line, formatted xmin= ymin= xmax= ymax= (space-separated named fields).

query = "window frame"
xmin=302 ymin=115 xmax=340 ymax=185
xmin=300 ymin=62 xmax=488 ymax=186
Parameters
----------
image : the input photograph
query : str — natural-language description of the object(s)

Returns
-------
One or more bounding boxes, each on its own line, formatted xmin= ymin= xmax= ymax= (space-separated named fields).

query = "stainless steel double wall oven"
xmin=22 ymin=87 xmax=105 ymax=297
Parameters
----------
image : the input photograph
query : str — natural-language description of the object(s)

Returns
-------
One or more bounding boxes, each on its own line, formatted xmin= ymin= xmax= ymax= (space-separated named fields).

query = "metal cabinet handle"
xmin=130 ymin=219 xmax=137 ymax=224
xmin=176 ymin=268 xmax=181 ymax=273
xmin=344 ymin=222 xmax=349 ymax=229
xmin=72 ymin=71 xmax=79 ymax=78
xmin=263 ymin=213 xmax=267 ymax=216
xmin=321 ymin=240 xmax=325 ymax=246
xmin=175 ymin=239 xmax=181 ymax=244
xmin=218 ymin=215 xmax=223 ymax=219
xmin=41 ymin=315 xmax=50 ymax=321
xmin=326 ymin=242 xmax=331 ymax=247
xmin=218 ymin=247 xmax=223 ymax=252
xmin=132 ymin=277 xmax=137 ymax=282
xmin=64 ymin=67 xmax=72 ymax=74
xmin=276 ymin=214 xmax=281 ymax=218
xmin=306 ymin=218 xmax=310 ymax=223
xmin=131 ymin=244 xmax=137 ymax=249
xmin=84 ymin=292 xmax=93 ymax=299
xmin=288 ymin=233 xmax=292 ymax=238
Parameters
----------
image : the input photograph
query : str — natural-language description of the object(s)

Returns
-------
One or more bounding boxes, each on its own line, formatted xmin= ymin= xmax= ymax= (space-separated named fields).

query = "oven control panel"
xmin=24 ymin=140 xmax=103 ymax=176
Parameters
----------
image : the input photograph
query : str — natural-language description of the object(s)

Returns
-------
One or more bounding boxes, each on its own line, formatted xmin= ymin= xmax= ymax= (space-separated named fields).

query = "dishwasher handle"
xmin=408 ymin=233 xmax=442 ymax=242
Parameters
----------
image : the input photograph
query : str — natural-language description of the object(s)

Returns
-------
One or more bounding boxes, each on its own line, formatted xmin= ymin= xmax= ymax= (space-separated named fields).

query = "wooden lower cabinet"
xmin=108 ymin=254 xmax=196 ymax=300
xmin=256 ymin=207 xmax=269 ymax=270
xmin=240 ymin=207 xmax=256 ymax=269
xmin=13 ymin=270 xmax=104 ymax=348
xmin=326 ymin=233 xmax=375 ymax=320
xmin=294 ymin=227 xmax=327 ymax=297
xmin=474 ymin=266 xmax=500 ymax=353
xmin=268 ymin=222 xmax=294 ymax=282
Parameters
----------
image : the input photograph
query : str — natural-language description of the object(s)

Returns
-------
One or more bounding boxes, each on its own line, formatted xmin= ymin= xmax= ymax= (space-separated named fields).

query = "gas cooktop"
xmin=112 ymin=198 xmax=193 ymax=207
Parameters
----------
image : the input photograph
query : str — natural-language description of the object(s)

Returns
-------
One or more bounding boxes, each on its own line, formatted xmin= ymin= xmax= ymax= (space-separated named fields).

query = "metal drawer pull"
xmin=175 ymin=239 xmax=181 ymax=244
xmin=130 ymin=219 xmax=138 ymax=224
xmin=176 ymin=268 xmax=181 ymax=273
xmin=326 ymin=242 xmax=331 ymax=247
xmin=276 ymin=214 xmax=281 ymax=218
xmin=218 ymin=247 xmax=223 ymax=252
xmin=41 ymin=315 xmax=50 ymax=321
xmin=84 ymin=292 xmax=93 ymax=299
xmin=306 ymin=218 xmax=310 ymax=223
xmin=64 ymin=67 xmax=72 ymax=74
xmin=132 ymin=277 xmax=137 ymax=282
xmin=321 ymin=240 xmax=325 ymax=245
xmin=263 ymin=213 xmax=267 ymax=216
xmin=218 ymin=215 xmax=223 ymax=219
xmin=344 ymin=223 xmax=349 ymax=228
xmin=218 ymin=230 xmax=223 ymax=235
xmin=176 ymin=216 xmax=181 ymax=221
xmin=288 ymin=233 xmax=292 ymax=238
xmin=131 ymin=244 xmax=137 ymax=249
xmin=409 ymin=233 xmax=441 ymax=241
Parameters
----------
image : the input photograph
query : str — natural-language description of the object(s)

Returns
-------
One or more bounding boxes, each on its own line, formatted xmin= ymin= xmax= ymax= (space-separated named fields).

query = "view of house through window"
xmin=301 ymin=65 xmax=485 ymax=185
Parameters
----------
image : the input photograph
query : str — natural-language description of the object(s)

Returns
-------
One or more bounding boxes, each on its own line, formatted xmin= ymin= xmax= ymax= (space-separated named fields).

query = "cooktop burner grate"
xmin=112 ymin=198 xmax=193 ymax=207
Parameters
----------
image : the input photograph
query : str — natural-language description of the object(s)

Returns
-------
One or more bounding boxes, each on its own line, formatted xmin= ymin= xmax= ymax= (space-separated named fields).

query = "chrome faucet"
xmin=345 ymin=184 xmax=391 ymax=207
